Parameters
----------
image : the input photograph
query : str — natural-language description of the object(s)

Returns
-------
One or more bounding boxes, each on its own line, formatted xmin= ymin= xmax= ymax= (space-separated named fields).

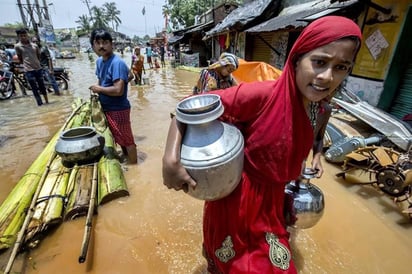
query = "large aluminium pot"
xmin=284 ymin=168 xmax=325 ymax=229
xmin=176 ymin=94 xmax=244 ymax=201
xmin=55 ymin=126 xmax=105 ymax=166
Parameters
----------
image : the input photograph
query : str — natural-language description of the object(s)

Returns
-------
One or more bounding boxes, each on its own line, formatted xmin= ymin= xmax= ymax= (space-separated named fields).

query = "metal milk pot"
xmin=284 ymin=168 xmax=325 ymax=229
xmin=175 ymin=94 xmax=244 ymax=201
xmin=55 ymin=126 xmax=105 ymax=167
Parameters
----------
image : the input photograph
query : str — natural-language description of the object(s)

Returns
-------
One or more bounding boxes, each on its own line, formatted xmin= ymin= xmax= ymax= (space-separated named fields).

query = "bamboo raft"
xmin=0 ymin=96 xmax=129 ymax=271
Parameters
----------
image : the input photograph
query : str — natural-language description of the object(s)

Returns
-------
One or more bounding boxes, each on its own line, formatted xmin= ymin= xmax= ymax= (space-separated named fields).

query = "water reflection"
xmin=0 ymin=52 xmax=411 ymax=274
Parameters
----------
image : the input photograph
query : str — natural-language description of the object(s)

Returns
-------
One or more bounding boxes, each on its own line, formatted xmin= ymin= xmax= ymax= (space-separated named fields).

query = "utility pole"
xmin=25 ymin=0 xmax=39 ymax=35
xmin=34 ymin=0 xmax=42 ymax=26
xmin=142 ymin=5 xmax=147 ymax=35
xmin=42 ymin=0 xmax=51 ymax=21
xmin=16 ymin=0 xmax=55 ymax=40
xmin=17 ymin=0 xmax=28 ymax=28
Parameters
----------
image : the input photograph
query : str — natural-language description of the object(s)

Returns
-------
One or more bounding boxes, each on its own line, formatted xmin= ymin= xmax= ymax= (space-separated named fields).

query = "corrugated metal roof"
xmin=185 ymin=21 xmax=214 ymax=34
xmin=168 ymin=35 xmax=184 ymax=44
xmin=245 ymin=0 xmax=359 ymax=33
xmin=168 ymin=22 xmax=214 ymax=45
xmin=204 ymin=0 xmax=278 ymax=38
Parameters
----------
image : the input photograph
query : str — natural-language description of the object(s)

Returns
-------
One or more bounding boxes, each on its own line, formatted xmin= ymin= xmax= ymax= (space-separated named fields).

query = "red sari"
xmin=203 ymin=16 xmax=362 ymax=273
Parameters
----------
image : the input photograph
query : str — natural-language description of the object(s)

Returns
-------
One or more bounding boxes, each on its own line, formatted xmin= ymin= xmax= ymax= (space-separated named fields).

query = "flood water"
xmin=0 ymin=52 xmax=411 ymax=274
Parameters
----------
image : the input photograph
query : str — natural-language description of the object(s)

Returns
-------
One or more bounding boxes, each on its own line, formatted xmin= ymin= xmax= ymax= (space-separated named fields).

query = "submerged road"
xmin=0 ymin=51 xmax=411 ymax=274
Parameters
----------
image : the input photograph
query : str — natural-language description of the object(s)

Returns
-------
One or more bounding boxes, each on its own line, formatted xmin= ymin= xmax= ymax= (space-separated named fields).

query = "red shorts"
xmin=202 ymin=173 xmax=297 ymax=274
xmin=105 ymin=109 xmax=135 ymax=147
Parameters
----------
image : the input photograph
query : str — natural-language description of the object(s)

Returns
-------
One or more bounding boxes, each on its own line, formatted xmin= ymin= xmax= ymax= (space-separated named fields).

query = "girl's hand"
xmin=311 ymin=153 xmax=324 ymax=178
xmin=162 ymin=158 xmax=197 ymax=193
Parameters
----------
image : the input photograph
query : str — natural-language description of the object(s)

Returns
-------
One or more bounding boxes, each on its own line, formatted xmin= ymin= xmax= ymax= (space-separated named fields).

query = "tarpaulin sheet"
xmin=232 ymin=58 xmax=282 ymax=83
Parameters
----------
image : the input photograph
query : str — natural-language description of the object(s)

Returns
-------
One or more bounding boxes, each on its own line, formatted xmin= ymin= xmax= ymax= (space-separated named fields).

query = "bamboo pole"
xmin=24 ymin=158 xmax=70 ymax=248
xmin=64 ymin=164 xmax=94 ymax=220
xmin=97 ymin=127 xmax=129 ymax=205
xmin=3 ymin=151 xmax=57 ymax=274
xmin=78 ymin=161 xmax=98 ymax=263
xmin=2 ymin=101 xmax=88 ymax=273
xmin=0 ymin=102 xmax=88 ymax=251
xmin=90 ymin=95 xmax=129 ymax=204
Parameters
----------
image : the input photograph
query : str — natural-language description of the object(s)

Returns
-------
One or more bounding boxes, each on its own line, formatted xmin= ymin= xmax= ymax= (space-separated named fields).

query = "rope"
xmin=36 ymin=194 xmax=67 ymax=205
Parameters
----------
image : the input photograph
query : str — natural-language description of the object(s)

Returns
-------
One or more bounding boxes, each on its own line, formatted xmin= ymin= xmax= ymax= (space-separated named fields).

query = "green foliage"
xmin=1 ymin=22 xmax=25 ymax=29
xmin=103 ymin=2 xmax=122 ymax=31
xmin=91 ymin=6 xmax=109 ymax=29
xmin=76 ymin=29 xmax=89 ymax=37
xmin=76 ymin=1 xmax=122 ymax=33
xmin=164 ymin=0 xmax=243 ymax=29
xmin=75 ymin=14 xmax=91 ymax=33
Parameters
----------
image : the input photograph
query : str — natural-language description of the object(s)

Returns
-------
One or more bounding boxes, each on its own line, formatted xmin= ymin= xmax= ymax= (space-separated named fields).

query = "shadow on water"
xmin=1 ymin=52 xmax=412 ymax=274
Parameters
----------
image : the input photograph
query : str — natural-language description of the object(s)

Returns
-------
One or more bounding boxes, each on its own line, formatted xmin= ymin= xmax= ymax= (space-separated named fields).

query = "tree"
xmin=162 ymin=5 xmax=171 ymax=31
xmin=164 ymin=0 xmax=243 ymax=29
xmin=75 ymin=14 xmax=91 ymax=33
xmin=164 ymin=0 xmax=199 ymax=28
xmin=91 ymin=6 xmax=109 ymax=29
xmin=103 ymin=2 xmax=122 ymax=31
xmin=1 ymin=22 xmax=25 ymax=29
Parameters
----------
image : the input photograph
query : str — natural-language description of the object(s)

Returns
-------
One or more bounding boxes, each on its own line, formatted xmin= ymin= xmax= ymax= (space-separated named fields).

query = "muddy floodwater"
xmin=0 ymin=52 xmax=411 ymax=274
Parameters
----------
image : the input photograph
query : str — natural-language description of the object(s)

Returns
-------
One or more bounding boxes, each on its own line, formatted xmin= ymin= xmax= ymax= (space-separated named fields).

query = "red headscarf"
xmin=276 ymin=16 xmax=362 ymax=180
xmin=215 ymin=16 xmax=362 ymax=183
xmin=277 ymin=15 xmax=363 ymax=180
xmin=285 ymin=15 xmax=362 ymax=85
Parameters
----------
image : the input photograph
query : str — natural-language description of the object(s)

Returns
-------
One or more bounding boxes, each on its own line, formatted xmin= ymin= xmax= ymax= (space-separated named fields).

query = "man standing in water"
xmin=32 ymin=37 xmax=60 ymax=96
xmin=159 ymin=43 xmax=166 ymax=68
xmin=89 ymin=29 xmax=137 ymax=164
xmin=14 ymin=28 xmax=48 ymax=106
xmin=145 ymin=42 xmax=153 ymax=69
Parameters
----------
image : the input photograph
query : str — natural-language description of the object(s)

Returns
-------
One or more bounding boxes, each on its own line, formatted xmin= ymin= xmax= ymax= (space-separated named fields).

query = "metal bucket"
xmin=55 ymin=126 xmax=105 ymax=166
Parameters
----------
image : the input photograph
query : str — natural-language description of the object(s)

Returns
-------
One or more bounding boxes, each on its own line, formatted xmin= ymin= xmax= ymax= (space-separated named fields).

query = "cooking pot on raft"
xmin=284 ymin=168 xmax=325 ymax=229
xmin=55 ymin=126 xmax=105 ymax=167
xmin=176 ymin=94 xmax=244 ymax=201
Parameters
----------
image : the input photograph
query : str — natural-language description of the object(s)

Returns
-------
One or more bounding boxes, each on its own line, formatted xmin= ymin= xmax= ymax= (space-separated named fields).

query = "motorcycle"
xmin=0 ymin=62 xmax=70 ymax=100
xmin=0 ymin=63 xmax=14 ymax=100
xmin=0 ymin=62 xmax=25 ymax=100
xmin=50 ymin=67 xmax=70 ymax=91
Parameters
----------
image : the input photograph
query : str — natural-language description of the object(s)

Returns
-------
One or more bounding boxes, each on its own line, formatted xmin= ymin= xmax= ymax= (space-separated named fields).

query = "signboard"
xmin=181 ymin=52 xmax=199 ymax=67
xmin=38 ymin=19 xmax=56 ymax=44
xmin=365 ymin=29 xmax=389 ymax=61
xmin=352 ymin=0 xmax=403 ymax=80
xmin=38 ymin=25 xmax=56 ymax=44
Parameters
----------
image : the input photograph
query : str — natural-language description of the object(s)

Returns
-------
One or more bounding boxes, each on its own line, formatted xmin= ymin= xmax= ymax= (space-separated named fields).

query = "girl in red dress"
xmin=162 ymin=16 xmax=362 ymax=273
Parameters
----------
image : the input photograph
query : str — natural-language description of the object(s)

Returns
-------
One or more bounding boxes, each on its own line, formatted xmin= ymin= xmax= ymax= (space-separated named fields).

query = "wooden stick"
xmin=3 ymin=151 xmax=57 ymax=274
xmin=78 ymin=161 xmax=98 ymax=263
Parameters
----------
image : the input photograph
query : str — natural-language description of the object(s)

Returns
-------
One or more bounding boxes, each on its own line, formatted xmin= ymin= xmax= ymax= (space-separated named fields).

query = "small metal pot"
xmin=55 ymin=126 xmax=105 ymax=166
xmin=284 ymin=168 xmax=325 ymax=229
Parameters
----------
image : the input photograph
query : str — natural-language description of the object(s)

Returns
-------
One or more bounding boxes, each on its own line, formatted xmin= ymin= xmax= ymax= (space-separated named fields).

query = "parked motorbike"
xmin=0 ymin=62 xmax=15 ymax=100
xmin=0 ymin=62 xmax=70 ymax=100
xmin=0 ymin=62 xmax=28 ymax=100
xmin=51 ymin=67 xmax=70 ymax=91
